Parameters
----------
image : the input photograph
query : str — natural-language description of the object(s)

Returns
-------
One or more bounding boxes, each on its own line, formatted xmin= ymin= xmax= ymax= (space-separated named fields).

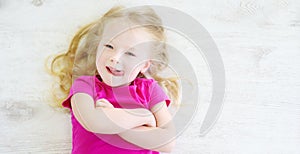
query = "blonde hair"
xmin=45 ymin=6 xmax=180 ymax=109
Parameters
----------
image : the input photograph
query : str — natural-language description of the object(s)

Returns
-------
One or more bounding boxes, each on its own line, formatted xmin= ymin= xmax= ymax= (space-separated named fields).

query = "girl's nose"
xmin=110 ymin=52 xmax=122 ymax=64
xmin=110 ymin=57 xmax=119 ymax=64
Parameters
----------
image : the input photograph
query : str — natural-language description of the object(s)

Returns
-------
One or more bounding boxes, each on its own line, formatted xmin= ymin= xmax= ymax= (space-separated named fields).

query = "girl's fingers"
xmin=95 ymin=99 xmax=114 ymax=108
xmin=97 ymin=98 xmax=109 ymax=103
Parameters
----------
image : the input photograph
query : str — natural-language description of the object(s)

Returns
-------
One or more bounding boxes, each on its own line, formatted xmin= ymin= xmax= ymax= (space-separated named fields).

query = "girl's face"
xmin=96 ymin=19 xmax=155 ymax=87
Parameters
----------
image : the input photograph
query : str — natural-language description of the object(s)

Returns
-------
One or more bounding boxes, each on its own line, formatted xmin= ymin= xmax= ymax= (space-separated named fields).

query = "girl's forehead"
xmin=102 ymin=19 xmax=155 ymax=46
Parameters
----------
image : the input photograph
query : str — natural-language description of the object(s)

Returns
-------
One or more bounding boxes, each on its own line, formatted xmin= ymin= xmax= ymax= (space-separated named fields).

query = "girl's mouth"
xmin=106 ymin=66 xmax=124 ymax=76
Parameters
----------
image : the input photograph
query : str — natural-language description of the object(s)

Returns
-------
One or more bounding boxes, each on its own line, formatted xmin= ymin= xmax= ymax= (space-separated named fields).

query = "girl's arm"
xmin=71 ymin=93 xmax=155 ymax=134
xmin=118 ymin=101 xmax=176 ymax=153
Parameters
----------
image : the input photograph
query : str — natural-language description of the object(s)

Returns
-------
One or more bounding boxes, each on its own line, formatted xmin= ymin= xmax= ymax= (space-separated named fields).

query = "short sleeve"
xmin=148 ymin=81 xmax=171 ymax=110
xmin=62 ymin=76 xmax=96 ymax=109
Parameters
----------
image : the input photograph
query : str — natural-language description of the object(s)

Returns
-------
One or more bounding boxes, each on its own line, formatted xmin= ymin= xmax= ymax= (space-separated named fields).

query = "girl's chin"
xmin=98 ymin=71 xmax=137 ymax=87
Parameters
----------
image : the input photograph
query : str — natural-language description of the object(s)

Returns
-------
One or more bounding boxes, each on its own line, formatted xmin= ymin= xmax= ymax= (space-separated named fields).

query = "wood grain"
xmin=0 ymin=0 xmax=299 ymax=153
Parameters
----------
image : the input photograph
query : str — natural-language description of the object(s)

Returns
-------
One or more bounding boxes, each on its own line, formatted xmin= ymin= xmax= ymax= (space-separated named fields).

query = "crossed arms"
xmin=70 ymin=93 xmax=176 ymax=153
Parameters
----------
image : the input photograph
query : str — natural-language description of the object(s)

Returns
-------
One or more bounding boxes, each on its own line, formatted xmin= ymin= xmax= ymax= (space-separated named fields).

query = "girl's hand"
xmin=95 ymin=98 xmax=114 ymax=108
xmin=144 ymin=113 xmax=157 ymax=128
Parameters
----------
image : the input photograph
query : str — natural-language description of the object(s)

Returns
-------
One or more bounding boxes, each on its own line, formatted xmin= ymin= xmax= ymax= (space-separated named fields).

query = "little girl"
xmin=46 ymin=5 xmax=179 ymax=154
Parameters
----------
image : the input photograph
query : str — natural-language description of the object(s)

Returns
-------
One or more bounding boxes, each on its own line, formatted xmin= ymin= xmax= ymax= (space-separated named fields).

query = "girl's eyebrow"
xmin=127 ymin=47 xmax=135 ymax=51
xmin=102 ymin=38 xmax=112 ymax=43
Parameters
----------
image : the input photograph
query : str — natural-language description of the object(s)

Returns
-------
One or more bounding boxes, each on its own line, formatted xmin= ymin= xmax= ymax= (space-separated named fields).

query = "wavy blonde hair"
xmin=45 ymin=6 xmax=180 ymax=109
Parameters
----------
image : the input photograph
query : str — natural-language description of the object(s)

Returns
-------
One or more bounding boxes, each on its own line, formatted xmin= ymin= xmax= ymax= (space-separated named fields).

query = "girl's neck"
xmin=95 ymin=74 xmax=136 ymax=87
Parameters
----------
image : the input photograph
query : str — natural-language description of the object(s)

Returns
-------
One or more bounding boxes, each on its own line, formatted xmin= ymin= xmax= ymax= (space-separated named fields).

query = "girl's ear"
xmin=140 ymin=60 xmax=151 ymax=73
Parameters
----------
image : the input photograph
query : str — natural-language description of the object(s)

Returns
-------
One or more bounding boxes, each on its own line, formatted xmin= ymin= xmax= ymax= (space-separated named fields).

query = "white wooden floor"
xmin=0 ymin=0 xmax=299 ymax=153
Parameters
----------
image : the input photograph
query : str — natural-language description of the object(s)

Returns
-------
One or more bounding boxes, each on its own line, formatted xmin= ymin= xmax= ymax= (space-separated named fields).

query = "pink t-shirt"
xmin=62 ymin=75 xmax=170 ymax=154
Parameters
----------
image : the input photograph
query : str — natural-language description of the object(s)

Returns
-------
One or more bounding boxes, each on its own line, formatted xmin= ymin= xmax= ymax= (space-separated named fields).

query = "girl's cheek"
xmin=98 ymin=51 xmax=110 ymax=60
xmin=127 ymin=62 xmax=141 ymax=72
xmin=96 ymin=50 xmax=103 ymax=60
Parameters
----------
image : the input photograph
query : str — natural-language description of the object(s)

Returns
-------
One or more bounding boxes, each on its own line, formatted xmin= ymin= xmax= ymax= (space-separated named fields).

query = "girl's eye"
xmin=125 ymin=52 xmax=136 ymax=57
xmin=104 ymin=44 xmax=114 ymax=49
